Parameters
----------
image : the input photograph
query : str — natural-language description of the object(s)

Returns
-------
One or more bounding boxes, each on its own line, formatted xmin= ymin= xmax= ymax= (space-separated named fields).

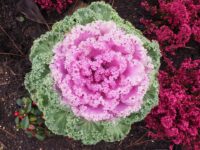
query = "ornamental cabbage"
xmin=50 ymin=20 xmax=153 ymax=121
xmin=25 ymin=2 xmax=161 ymax=144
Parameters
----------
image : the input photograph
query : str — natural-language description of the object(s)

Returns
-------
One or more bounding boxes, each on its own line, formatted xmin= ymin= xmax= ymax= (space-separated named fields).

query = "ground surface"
xmin=0 ymin=0 xmax=187 ymax=149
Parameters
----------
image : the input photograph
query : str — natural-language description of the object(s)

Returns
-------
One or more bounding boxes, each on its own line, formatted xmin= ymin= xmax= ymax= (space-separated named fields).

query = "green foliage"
xmin=25 ymin=2 xmax=161 ymax=144
xmin=15 ymin=97 xmax=52 ymax=141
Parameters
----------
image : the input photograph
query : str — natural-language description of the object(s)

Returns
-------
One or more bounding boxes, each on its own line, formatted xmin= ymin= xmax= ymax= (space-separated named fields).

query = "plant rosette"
xmin=15 ymin=98 xmax=52 ymax=140
xmin=25 ymin=2 xmax=161 ymax=144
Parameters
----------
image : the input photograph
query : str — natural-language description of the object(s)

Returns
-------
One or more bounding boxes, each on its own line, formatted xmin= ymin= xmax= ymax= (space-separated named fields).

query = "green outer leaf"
xmin=25 ymin=131 xmax=33 ymax=138
xmin=20 ymin=116 xmax=29 ymax=129
xmin=15 ymin=117 xmax=20 ymax=126
xmin=29 ymin=115 xmax=37 ymax=122
xmin=26 ymin=102 xmax=32 ymax=113
xmin=25 ymin=2 xmax=161 ymax=145
xmin=16 ymin=99 xmax=23 ymax=106
xmin=35 ymin=133 xmax=45 ymax=141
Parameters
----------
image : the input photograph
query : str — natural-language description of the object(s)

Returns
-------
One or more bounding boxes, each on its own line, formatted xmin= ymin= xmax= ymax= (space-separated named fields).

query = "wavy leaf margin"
xmin=25 ymin=2 xmax=161 ymax=145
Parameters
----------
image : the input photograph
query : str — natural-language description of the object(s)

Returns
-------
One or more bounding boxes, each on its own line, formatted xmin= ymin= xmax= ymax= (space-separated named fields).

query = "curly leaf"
xmin=25 ymin=2 xmax=160 ymax=144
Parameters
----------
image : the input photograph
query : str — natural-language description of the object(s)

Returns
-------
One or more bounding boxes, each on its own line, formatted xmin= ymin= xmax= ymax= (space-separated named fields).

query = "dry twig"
xmin=185 ymin=46 xmax=196 ymax=50
xmin=0 ymin=52 xmax=23 ymax=57
xmin=0 ymin=141 xmax=6 ymax=150
xmin=126 ymin=133 xmax=149 ymax=148
xmin=0 ymin=127 xmax=16 ymax=139
xmin=0 ymin=25 xmax=24 ymax=56
xmin=111 ymin=0 xmax=115 ymax=7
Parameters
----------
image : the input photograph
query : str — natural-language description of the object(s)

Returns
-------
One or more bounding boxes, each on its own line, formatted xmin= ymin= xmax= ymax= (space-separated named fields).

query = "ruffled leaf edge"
xmin=25 ymin=2 xmax=161 ymax=145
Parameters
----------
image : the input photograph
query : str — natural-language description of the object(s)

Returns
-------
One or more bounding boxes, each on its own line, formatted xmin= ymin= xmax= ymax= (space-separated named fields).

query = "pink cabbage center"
xmin=50 ymin=21 xmax=153 ymax=121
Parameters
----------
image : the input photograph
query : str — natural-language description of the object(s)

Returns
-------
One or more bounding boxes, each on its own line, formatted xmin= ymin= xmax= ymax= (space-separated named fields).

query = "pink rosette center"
xmin=50 ymin=21 xmax=153 ymax=121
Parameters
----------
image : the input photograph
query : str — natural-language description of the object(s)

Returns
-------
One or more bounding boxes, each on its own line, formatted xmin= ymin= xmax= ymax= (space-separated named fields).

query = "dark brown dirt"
xmin=0 ymin=0 xmax=180 ymax=149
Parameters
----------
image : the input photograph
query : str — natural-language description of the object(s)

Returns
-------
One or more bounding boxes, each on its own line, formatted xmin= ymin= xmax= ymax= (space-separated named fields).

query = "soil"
xmin=0 ymin=0 xmax=196 ymax=149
